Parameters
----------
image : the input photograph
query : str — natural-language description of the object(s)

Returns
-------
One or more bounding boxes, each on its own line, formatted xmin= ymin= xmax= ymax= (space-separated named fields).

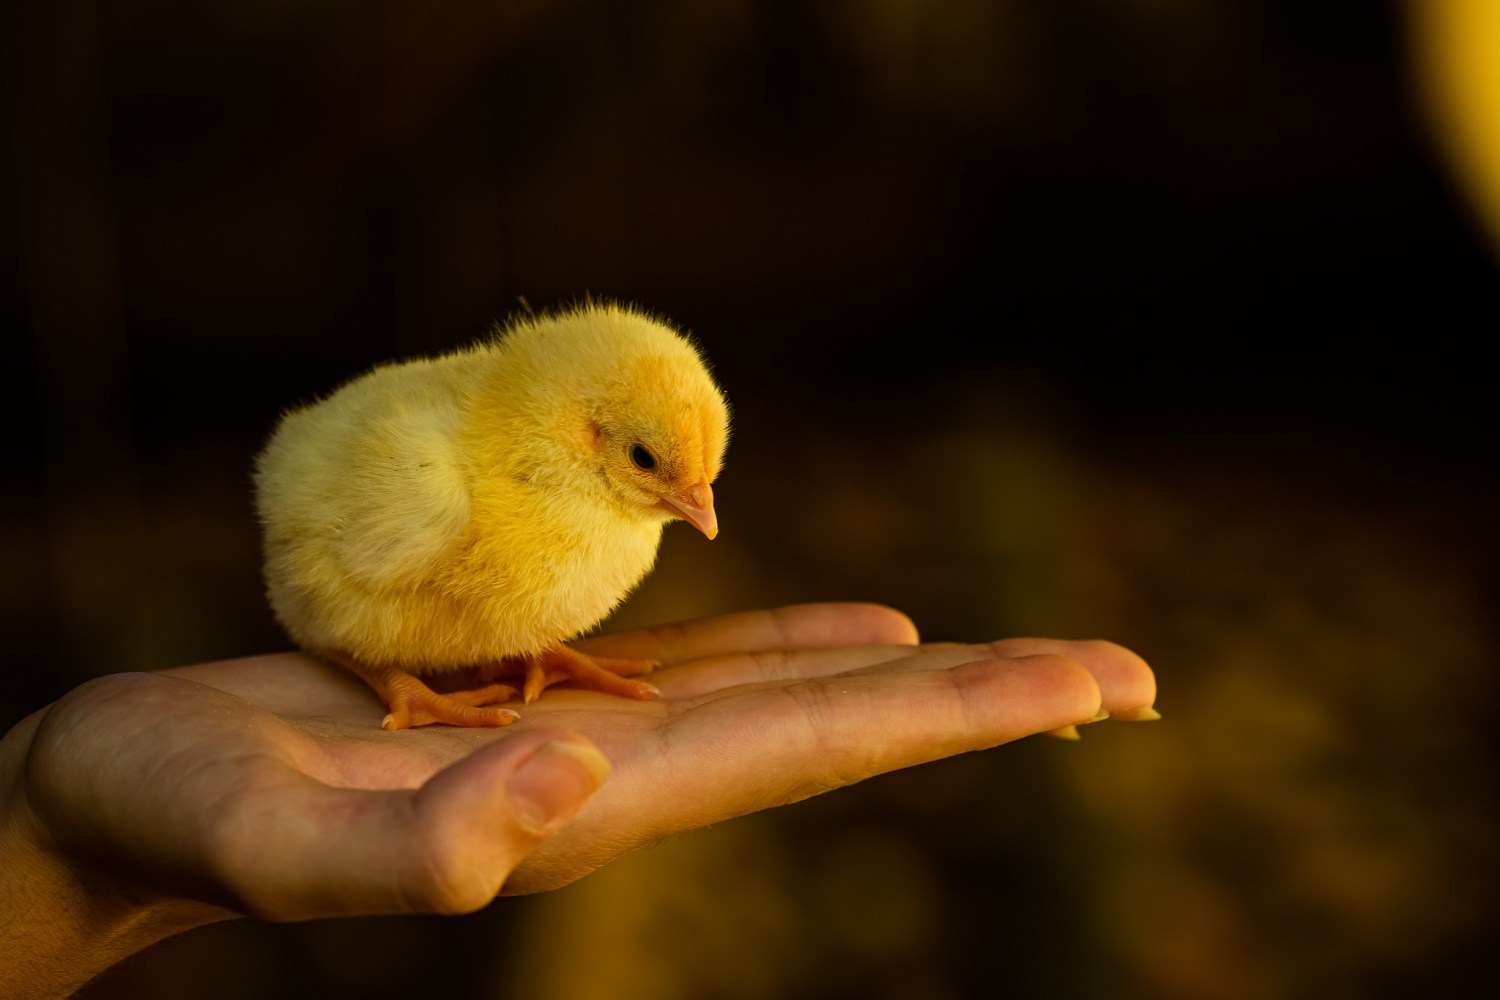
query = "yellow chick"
xmin=253 ymin=302 xmax=730 ymax=729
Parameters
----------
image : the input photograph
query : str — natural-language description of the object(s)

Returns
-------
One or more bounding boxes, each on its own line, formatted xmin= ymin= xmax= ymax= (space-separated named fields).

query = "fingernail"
xmin=1087 ymin=706 xmax=1110 ymax=723
xmin=1045 ymin=725 xmax=1082 ymax=741
xmin=508 ymin=739 xmax=611 ymax=835
xmin=1113 ymin=705 xmax=1162 ymax=722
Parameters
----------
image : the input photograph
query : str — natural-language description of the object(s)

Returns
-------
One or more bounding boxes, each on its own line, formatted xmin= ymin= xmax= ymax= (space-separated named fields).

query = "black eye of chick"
xmin=630 ymin=444 xmax=657 ymax=471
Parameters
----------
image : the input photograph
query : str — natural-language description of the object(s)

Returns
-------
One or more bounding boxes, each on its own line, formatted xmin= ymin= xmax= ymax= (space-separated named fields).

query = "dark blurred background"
xmin=4 ymin=1 xmax=1496 ymax=997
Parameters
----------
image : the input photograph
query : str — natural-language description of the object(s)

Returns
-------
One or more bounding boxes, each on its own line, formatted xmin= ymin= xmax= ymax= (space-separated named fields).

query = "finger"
xmin=660 ymin=638 xmax=1155 ymax=718
xmin=711 ymin=653 xmax=1103 ymax=804
xmin=212 ymin=730 xmax=609 ymax=920
xmin=511 ymin=653 xmax=1106 ymax=894
xmin=914 ymin=639 xmax=1156 ymax=737
xmin=924 ymin=638 xmax=1157 ymax=716
xmin=997 ymin=639 xmax=1157 ymax=716
xmin=576 ymin=603 xmax=919 ymax=666
xmin=653 ymin=644 xmax=921 ymax=698
xmin=657 ymin=642 xmax=1053 ymax=699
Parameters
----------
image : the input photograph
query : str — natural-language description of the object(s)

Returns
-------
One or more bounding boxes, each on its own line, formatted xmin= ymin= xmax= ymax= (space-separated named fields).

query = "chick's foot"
xmin=327 ymin=651 xmax=521 ymax=730
xmin=521 ymin=644 xmax=660 ymax=704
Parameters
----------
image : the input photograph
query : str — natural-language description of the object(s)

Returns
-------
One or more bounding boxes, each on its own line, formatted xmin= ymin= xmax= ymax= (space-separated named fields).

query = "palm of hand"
xmin=22 ymin=604 xmax=1153 ymax=923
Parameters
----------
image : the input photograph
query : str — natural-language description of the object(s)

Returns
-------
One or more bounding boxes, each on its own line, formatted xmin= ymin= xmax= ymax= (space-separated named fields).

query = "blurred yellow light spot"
xmin=1412 ymin=0 xmax=1500 ymax=256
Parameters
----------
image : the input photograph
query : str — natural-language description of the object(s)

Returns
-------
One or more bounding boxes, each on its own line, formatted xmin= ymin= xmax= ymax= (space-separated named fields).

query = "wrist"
xmin=1 ymin=709 xmax=231 ymax=998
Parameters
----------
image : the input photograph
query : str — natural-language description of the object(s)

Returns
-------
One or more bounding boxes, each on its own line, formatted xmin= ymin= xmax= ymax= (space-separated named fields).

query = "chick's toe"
xmin=522 ymin=644 xmax=661 ymax=704
xmin=329 ymin=651 xmax=521 ymax=730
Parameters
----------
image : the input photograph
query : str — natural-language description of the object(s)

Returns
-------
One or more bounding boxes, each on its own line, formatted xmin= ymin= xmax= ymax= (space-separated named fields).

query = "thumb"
xmin=406 ymin=731 xmax=612 ymax=912
xmin=221 ymin=731 xmax=610 ymax=920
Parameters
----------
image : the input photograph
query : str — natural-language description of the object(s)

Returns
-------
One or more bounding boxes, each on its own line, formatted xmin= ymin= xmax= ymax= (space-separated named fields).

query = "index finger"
xmin=576 ymin=603 xmax=919 ymax=666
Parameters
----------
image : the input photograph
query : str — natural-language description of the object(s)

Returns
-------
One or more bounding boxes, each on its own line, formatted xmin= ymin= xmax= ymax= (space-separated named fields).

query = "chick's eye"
xmin=629 ymin=444 xmax=657 ymax=472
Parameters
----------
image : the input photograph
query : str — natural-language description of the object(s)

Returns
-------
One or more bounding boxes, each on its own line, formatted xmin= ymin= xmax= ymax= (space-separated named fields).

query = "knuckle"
xmin=779 ymin=680 xmax=868 ymax=791
xmin=644 ymin=620 xmax=691 ymax=658
xmin=765 ymin=606 xmax=797 ymax=648
xmin=748 ymin=646 xmax=795 ymax=680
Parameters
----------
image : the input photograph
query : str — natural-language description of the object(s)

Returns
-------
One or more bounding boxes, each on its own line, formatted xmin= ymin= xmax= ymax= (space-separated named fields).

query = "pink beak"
xmin=658 ymin=481 xmax=718 ymax=539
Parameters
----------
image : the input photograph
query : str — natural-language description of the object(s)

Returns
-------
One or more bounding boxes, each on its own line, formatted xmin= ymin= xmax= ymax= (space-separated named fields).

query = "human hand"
xmin=1 ymin=603 xmax=1154 ymax=993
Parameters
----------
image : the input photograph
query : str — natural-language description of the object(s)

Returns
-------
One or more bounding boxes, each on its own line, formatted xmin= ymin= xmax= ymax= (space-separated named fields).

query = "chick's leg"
xmin=522 ymin=644 xmax=660 ymax=704
xmin=327 ymin=651 xmax=520 ymax=730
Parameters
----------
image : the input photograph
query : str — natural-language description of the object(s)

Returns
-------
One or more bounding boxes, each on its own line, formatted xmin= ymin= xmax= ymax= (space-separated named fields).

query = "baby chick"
xmin=254 ymin=302 xmax=729 ymax=729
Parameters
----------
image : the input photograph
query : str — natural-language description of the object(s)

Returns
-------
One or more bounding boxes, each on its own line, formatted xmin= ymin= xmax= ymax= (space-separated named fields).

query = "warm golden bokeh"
xmin=1411 ymin=0 xmax=1500 ymax=255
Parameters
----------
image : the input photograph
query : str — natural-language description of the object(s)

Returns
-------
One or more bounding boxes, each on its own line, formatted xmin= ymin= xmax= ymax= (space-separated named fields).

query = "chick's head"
xmin=589 ymin=349 xmax=729 ymax=538
xmin=482 ymin=303 xmax=730 ymax=537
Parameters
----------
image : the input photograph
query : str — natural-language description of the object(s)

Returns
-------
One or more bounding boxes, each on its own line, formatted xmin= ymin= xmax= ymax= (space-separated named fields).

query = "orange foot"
xmin=517 ymin=644 xmax=660 ymax=704
xmin=327 ymin=651 xmax=521 ymax=731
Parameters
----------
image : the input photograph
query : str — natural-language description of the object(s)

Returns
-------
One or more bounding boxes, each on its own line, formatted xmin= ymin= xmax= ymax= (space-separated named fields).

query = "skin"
xmin=0 ymin=603 xmax=1156 ymax=998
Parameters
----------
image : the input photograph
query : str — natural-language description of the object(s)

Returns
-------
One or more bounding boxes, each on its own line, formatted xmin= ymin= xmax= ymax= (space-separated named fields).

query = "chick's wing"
xmin=331 ymin=395 xmax=471 ymax=590
xmin=259 ymin=358 xmax=473 ymax=594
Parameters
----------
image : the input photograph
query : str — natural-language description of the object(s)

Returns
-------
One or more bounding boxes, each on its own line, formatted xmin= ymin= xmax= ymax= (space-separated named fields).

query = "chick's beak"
xmin=658 ymin=481 xmax=718 ymax=539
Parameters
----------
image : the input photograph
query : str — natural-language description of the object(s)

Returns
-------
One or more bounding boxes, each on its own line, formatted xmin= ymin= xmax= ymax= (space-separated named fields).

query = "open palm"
xmin=22 ymin=603 xmax=1155 ymax=924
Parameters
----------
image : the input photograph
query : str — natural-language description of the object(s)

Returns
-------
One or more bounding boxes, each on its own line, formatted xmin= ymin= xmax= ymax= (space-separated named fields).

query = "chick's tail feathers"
xmin=328 ymin=651 xmax=521 ymax=730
